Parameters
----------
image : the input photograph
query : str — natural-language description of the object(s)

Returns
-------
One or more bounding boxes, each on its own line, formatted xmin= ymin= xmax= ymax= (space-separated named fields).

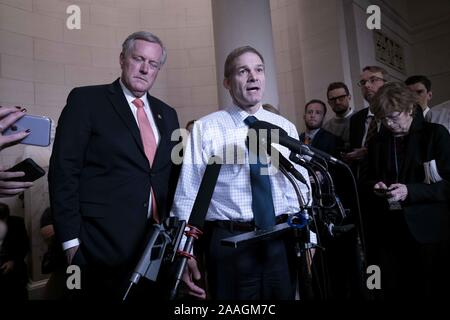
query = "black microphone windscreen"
xmin=249 ymin=120 xmax=288 ymax=136
xmin=187 ymin=156 xmax=222 ymax=228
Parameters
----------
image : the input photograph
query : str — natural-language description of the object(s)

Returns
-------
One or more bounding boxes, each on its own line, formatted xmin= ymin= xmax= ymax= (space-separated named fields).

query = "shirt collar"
xmin=119 ymin=79 xmax=150 ymax=108
xmin=338 ymin=107 xmax=353 ymax=119
xmin=227 ymin=104 xmax=266 ymax=127
xmin=306 ymin=128 xmax=320 ymax=139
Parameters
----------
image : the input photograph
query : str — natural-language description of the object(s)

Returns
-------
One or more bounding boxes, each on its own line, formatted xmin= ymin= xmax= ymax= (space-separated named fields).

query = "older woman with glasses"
xmin=363 ymin=82 xmax=449 ymax=299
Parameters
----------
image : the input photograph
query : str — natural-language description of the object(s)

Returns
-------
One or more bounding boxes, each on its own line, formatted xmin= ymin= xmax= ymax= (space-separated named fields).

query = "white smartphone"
xmin=3 ymin=114 xmax=52 ymax=147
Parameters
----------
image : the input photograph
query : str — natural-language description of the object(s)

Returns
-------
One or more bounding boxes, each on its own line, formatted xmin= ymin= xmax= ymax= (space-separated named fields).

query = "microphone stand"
xmin=221 ymin=156 xmax=319 ymax=300
xmin=278 ymin=165 xmax=318 ymax=300
xmin=169 ymin=156 xmax=222 ymax=300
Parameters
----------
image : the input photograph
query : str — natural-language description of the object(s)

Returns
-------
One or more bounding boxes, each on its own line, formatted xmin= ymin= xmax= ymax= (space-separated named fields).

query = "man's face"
xmin=120 ymin=39 xmax=163 ymax=97
xmin=360 ymin=70 xmax=386 ymax=103
xmin=304 ymin=103 xmax=326 ymax=130
xmin=327 ymin=88 xmax=351 ymax=115
xmin=223 ymin=52 xmax=265 ymax=112
xmin=407 ymin=82 xmax=432 ymax=110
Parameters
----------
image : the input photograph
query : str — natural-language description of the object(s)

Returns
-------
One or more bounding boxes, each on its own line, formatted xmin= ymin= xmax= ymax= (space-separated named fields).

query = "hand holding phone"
xmin=374 ymin=188 xmax=389 ymax=197
xmin=3 ymin=114 xmax=52 ymax=147
xmin=373 ymin=181 xmax=389 ymax=197
xmin=0 ymin=106 xmax=30 ymax=149
xmin=4 ymin=158 xmax=46 ymax=182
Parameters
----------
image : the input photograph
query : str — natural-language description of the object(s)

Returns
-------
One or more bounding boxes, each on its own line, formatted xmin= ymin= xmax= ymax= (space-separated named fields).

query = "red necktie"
xmin=132 ymin=98 xmax=159 ymax=222
xmin=304 ymin=135 xmax=310 ymax=145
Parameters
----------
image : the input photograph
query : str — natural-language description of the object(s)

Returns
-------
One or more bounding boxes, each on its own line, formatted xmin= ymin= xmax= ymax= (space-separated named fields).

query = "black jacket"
xmin=366 ymin=115 xmax=450 ymax=243
xmin=49 ymin=79 xmax=181 ymax=267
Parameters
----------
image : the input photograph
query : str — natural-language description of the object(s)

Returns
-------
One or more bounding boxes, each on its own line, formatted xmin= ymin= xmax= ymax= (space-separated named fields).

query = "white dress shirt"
xmin=170 ymin=104 xmax=311 ymax=224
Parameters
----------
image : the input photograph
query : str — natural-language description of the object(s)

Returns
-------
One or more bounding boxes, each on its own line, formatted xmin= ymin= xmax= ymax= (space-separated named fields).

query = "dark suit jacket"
xmin=49 ymin=79 xmax=180 ymax=267
xmin=366 ymin=116 xmax=450 ymax=244
xmin=300 ymin=128 xmax=343 ymax=157
xmin=349 ymin=107 xmax=369 ymax=149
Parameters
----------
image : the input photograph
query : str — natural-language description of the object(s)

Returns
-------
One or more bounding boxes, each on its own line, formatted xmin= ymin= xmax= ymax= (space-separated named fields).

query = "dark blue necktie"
xmin=244 ymin=116 xmax=276 ymax=229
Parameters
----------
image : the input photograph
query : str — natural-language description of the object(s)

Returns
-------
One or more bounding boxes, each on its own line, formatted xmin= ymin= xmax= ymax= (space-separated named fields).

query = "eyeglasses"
xmin=357 ymin=76 xmax=386 ymax=87
xmin=328 ymin=94 xmax=348 ymax=103
xmin=381 ymin=112 xmax=402 ymax=124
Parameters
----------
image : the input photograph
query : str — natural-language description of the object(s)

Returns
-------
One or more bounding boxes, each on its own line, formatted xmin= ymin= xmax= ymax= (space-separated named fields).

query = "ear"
xmin=223 ymin=78 xmax=230 ymax=90
xmin=348 ymin=94 xmax=352 ymax=101
xmin=428 ymin=91 xmax=433 ymax=101
xmin=119 ymin=52 xmax=125 ymax=68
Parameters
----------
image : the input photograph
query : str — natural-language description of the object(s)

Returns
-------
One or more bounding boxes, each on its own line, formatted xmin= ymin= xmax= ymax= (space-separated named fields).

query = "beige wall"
xmin=270 ymin=0 xmax=356 ymax=132
xmin=0 ymin=0 xmax=218 ymax=193
xmin=0 ymin=0 xmax=218 ymax=171
xmin=0 ymin=0 xmax=218 ymax=285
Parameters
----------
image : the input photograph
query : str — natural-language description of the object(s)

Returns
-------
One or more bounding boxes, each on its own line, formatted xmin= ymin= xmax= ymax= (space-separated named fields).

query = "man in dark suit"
xmin=344 ymin=66 xmax=388 ymax=177
xmin=300 ymin=100 xmax=365 ymax=299
xmin=299 ymin=99 xmax=342 ymax=155
xmin=49 ymin=31 xmax=180 ymax=300
xmin=0 ymin=203 xmax=29 ymax=300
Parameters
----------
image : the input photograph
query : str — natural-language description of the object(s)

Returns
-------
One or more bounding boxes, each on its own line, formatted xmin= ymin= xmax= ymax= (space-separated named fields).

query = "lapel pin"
xmin=158 ymin=114 xmax=162 ymax=119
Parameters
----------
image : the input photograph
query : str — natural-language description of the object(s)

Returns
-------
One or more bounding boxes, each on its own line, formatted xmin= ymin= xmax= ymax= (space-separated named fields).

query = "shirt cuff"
xmin=309 ymin=231 xmax=317 ymax=245
xmin=62 ymin=238 xmax=80 ymax=251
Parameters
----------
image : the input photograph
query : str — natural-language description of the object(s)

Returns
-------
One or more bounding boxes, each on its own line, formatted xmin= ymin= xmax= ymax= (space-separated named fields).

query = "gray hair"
xmin=121 ymin=31 xmax=167 ymax=66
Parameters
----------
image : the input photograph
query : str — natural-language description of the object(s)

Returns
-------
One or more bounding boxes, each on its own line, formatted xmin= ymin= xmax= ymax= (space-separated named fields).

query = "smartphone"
xmin=3 ymin=114 xmax=51 ymax=146
xmin=374 ymin=188 xmax=390 ymax=196
xmin=4 ymin=158 xmax=46 ymax=182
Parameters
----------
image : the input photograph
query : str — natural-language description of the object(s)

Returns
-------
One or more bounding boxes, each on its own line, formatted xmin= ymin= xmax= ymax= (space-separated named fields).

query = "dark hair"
xmin=405 ymin=75 xmax=432 ymax=92
xmin=224 ymin=46 xmax=264 ymax=79
xmin=362 ymin=65 xmax=388 ymax=79
xmin=327 ymin=82 xmax=349 ymax=97
xmin=122 ymin=31 xmax=167 ymax=66
xmin=0 ymin=203 xmax=10 ymax=221
xmin=371 ymin=82 xmax=416 ymax=120
xmin=185 ymin=119 xmax=196 ymax=129
xmin=305 ymin=99 xmax=327 ymax=116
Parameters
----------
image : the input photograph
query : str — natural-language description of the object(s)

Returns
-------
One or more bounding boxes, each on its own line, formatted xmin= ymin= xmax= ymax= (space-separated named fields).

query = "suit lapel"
xmin=358 ymin=108 xmax=369 ymax=147
xmin=107 ymin=80 xmax=148 ymax=164
xmin=312 ymin=129 xmax=323 ymax=149
xmin=148 ymin=94 xmax=169 ymax=170
xmin=299 ymin=132 xmax=305 ymax=143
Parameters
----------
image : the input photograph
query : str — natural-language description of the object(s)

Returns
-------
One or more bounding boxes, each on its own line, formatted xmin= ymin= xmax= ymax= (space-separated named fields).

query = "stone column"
xmin=211 ymin=0 xmax=279 ymax=109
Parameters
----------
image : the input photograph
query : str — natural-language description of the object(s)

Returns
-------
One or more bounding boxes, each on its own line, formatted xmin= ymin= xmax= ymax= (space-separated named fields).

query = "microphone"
xmin=253 ymin=126 xmax=308 ymax=186
xmin=186 ymin=156 xmax=222 ymax=229
xmin=169 ymin=156 xmax=222 ymax=299
xmin=277 ymin=152 xmax=308 ymax=185
xmin=249 ymin=120 xmax=345 ymax=166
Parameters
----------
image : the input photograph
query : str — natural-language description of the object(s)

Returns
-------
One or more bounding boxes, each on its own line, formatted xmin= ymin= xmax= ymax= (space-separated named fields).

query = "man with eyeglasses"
xmin=342 ymin=66 xmax=387 ymax=174
xmin=324 ymin=82 xmax=354 ymax=146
